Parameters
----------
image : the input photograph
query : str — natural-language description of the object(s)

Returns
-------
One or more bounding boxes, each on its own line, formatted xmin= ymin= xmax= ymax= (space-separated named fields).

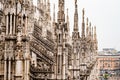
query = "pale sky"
xmin=33 ymin=0 xmax=120 ymax=51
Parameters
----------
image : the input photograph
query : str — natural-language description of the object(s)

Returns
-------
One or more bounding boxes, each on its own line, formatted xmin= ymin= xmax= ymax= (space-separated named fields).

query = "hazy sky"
xmin=33 ymin=0 xmax=120 ymax=51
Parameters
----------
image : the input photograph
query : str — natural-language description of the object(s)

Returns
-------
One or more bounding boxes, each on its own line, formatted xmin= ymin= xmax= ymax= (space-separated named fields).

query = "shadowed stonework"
xmin=0 ymin=0 xmax=97 ymax=80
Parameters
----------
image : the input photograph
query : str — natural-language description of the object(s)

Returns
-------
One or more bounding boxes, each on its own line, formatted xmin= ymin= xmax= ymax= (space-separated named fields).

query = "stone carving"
xmin=0 ymin=0 xmax=97 ymax=80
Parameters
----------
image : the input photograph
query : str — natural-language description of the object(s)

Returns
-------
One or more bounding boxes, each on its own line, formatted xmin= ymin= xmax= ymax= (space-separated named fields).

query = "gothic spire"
xmin=86 ymin=18 xmax=89 ymax=37
xmin=47 ymin=0 xmax=51 ymax=21
xmin=66 ymin=8 xmax=70 ymax=33
xmin=43 ymin=0 xmax=46 ymax=11
xmin=53 ymin=4 xmax=55 ymax=22
xmin=66 ymin=8 xmax=69 ymax=22
xmin=40 ymin=0 xmax=43 ymax=9
xmin=92 ymin=27 xmax=93 ymax=40
xmin=73 ymin=0 xmax=78 ymax=32
xmin=47 ymin=0 xmax=50 ymax=12
xmin=94 ymin=26 xmax=97 ymax=41
xmin=81 ymin=8 xmax=85 ymax=38
xmin=94 ymin=26 xmax=98 ymax=50
xmin=58 ymin=0 xmax=65 ymax=23
xmin=89 ymin=22 xmax=92 ymax=38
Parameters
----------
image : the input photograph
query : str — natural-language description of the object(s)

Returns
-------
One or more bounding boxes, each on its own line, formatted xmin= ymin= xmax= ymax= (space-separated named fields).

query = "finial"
xmin=92 ymin=27 xmax=93 ymax=36
xmin=66 ymin=8 xmax=70 ymax=33
xmin=89 ymin=22 xmax=92 ymax=36
xmin=82 ymin=8 xmax=85 ymax=17
xmin=86 ymin=17 xmax=89 ymax=36
xmin=94 ymin=26 xmax=96 ymax=37
xmin=66 ymin=8 xmax=69 ymax=23
xmin=67 ymin=8 xmax=68 ymax=15
xmin=82 ymin=8 xmax=85 ymax=23
xmin=82 ymin=8 xmax=85 ymax=38
xmin=94 ymin=26 xmax=97 ymax=45
xmin=75 ymin=0 xmax=78 ymax=9
xmin=94 ymin=26 xmax=96 ymax=33
xmin=87 ymin=17 xmax=88 ymax=24
xmin=89 ymin=22 xmax=91 ymax=27
xmin=73 ymin=0 xmax=78 ymax=31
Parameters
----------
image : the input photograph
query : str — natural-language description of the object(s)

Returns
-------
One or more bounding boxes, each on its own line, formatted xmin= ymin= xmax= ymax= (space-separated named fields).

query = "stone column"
xmin=4 ymin=43 xmax=7 ymax=80
xmin=16 ymin=60 xmax=23 ymax=76
xmin=21 ymin=14 xmax=26 ymax=35
xmin=25 ymin=15 xmax=27 ymax=35
xmin=60 ymin=55 xmax=62 ymax=79
xmin=24 ymin=60 xmax=26 ymax=80
xmin=26 ymin=60 xmax=30 ymax=80
xmin=6 ymin=15 xmax=8 ymax=35
xmin=10 ymin=14 xmax=12 ymax=34
xmin=4 ymin=60 xmax=7 ymax=80
xmin=24 ymin=59 xmax=30 ymax=80
xmin=62 ymin=51 xmax=66 ymax=79
xmin=71 ymin=51 xmax=74 ymax=79
xmin=8 ymin=58 xmax=11 ymax=80
xmin=24 ymin=42 xmax=30 ymax=80
xmin=13 ymin=15 xmax=16 ymax=34
xmin=21 ymin=15 xmax=24 ymax=35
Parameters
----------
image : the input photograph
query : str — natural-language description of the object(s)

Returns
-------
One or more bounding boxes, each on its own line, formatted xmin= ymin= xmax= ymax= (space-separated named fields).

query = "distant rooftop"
xmin=98 ymin=48 xmax=120 ymax=56
xmin=103 ymin=48 xmax=116 ymax=52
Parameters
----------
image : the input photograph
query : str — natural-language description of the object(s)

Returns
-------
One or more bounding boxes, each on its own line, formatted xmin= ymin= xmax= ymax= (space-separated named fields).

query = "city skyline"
xmin=33 ymin=0 xmax=120 ymax=51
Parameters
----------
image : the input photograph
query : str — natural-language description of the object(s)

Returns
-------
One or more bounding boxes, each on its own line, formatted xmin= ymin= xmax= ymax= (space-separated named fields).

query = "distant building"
xmin=97 ymin=48 xmax=120 ymax=80
xmin=103 ymin=48 xmax=117 ymax=54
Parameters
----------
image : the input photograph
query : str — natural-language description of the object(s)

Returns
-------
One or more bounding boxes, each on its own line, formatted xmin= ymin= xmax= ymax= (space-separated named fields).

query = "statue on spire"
xmin=58 ymin=0 xmax=65 ymax=22
xmin=82 ymin=8 xmax=85 ymax=17
xmin=86 ymin=18 xmax=89 ymax=36
xmin=82 ymin=8 xmax=85 ymax=23
xmin=75 ymin=0 xmax=77 ymax=4
xmin=87 ymin=18 xmax=88 ymax=25
xmin=81 ymin=8 xmax=85 ymax=38
xmin=60 ymin=0 xmax=64 ymax=3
